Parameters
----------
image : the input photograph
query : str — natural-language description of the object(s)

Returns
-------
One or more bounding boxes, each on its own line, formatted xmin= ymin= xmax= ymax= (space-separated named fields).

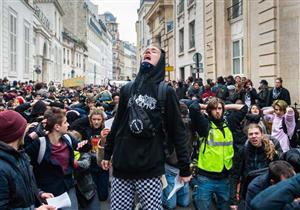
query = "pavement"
xmin=100 ymin=201 xmax=196 ymax=210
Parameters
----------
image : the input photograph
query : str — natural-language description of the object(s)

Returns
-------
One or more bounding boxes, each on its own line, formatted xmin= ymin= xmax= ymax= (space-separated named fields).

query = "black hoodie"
xmin=104 ymin=49 xmax=191 ymax=179
xmin=0 ymin=142 xmax=38 ymax=209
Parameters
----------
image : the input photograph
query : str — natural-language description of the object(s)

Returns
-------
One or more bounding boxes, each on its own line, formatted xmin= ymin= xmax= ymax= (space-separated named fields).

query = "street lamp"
xmin=33 ymin=65 xmax=41 ymax=81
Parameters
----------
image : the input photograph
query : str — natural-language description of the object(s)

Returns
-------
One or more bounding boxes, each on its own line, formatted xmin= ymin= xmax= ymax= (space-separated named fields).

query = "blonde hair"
xmin=88 ymin=108 xmax=105 ymax=129
xmin=247 ymin=123 xmax=276 ymax=160
xmin=272 ymin=100 xmax=288 ymax=113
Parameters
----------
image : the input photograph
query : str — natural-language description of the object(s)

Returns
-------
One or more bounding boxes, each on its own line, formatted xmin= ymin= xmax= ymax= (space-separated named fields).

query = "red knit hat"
xmin=0 ymin=110 xmax=27 ymax=143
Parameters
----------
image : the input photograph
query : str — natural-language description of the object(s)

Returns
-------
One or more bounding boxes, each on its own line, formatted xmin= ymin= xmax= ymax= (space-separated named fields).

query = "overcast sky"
xmin=91 ymin=0 xmax=140 ymax=45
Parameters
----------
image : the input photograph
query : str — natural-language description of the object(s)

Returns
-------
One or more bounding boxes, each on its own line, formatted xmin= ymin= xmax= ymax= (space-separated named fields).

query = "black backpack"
xmin=124 ymin=81 xmax=170 ymax=149
xmin=282 ymin=117 xmax=300 ymax=148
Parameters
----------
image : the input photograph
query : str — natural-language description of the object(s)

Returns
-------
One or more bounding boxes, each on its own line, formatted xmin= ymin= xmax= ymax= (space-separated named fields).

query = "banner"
xmin=63 ymin=77 xmax=85 ymax=88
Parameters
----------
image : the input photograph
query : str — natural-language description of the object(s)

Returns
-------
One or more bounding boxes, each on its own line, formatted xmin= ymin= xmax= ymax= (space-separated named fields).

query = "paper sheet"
xmin=167 ymin=175 xmax=184 ymax=200
xmin=46 ymin=192 xmax=71 ymax=209
xmin=161 ymin=175 xmax=168 ymax=190
xmin=105 ymin=117 xmax=114 ymax=129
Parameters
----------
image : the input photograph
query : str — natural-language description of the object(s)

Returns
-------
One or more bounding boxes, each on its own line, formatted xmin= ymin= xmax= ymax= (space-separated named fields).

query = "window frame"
xmin=9 ymin=9 xmax=17 ymax=73
xmin=24 ymin=20 xmax=30 ymax=75
xmin=189 ymin=20 xmax=195 ymax=49
xmin=179 ymin=28 xmax=184 ymax=53
xmin=232 ymin=39 xmax=244 ymax=75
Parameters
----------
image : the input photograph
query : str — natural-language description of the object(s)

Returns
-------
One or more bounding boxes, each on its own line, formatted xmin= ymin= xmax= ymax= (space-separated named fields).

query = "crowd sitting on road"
xmin=1 ymin=47 xmax=300 ymax=210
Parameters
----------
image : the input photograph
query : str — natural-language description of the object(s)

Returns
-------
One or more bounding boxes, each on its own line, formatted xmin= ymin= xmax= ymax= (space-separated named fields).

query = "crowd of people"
xmin=1 ymin=45 xmax=300 ymax=210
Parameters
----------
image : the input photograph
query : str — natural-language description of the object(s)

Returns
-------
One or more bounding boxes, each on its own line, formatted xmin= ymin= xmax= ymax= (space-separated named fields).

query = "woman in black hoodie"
xmin=102 ymin=45 xmax=191 ymax=210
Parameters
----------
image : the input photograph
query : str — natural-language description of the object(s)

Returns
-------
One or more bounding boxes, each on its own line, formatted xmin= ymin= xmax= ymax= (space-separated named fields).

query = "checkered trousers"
xmin=111 ymin=176 xmax=163 ymax=210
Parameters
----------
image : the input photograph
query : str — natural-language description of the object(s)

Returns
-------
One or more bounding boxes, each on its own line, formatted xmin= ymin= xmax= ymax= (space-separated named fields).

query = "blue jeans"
xmin=162 ymin=169 xmax=190 ymax=209
xmin=193 ymin=175 xmax=230 ymax=210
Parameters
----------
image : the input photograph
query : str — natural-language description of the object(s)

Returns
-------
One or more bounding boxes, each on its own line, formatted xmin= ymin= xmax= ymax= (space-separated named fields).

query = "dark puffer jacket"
xmin=0 ymin=142 xmax=38 ymax=210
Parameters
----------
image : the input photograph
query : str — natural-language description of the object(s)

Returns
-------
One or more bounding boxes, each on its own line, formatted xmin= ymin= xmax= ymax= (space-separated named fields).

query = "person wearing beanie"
xmin=0 ymin=110 xmax=55 ymax=210
xmin=102 ymin=45 xmax=191 ymax=210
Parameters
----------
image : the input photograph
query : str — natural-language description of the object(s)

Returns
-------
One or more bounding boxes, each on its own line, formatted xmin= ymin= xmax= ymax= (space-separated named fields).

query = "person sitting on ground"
xmin=264 ymin=100 xmax=295 ymax=152
xmin=230 ymin=123 xmax=282 ymax=209
xmin=245 ymin=160 xmax=295 ymax=210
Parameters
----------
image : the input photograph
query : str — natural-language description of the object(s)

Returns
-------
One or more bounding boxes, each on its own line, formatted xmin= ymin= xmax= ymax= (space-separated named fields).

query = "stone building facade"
xmin=122 ymin=41 xmax=137 ymax=80
xmin=136 ymin=0 xmax=155 ymax=69
xmin=34 ymin=0 xmax=65 ymax=83
xmin=204 ymin=0 xmax=300 ymax=104
xmin=175 ymin=0 xmax=204 ymax=81
xmin=145 ymin=0 xmax=175 ymax=80
xmin=59 ymin=0 xmax=113 ymax=85
xmin=99 ymin=12 xmax=121 ymax=80
xmin=62 ymin=30 xmax=87 ymax=79
xmin=1 ymin=0 xmax=35 ymax=81
xmin=0 ymin=0 xmax=68 ymax=84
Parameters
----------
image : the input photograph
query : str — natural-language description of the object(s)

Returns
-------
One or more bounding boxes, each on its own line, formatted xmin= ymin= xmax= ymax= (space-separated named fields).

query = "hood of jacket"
xmin=133 ymin=48 xmax=166 ymax=92
xmin=0 ymin=141 xmax=21 ymax=166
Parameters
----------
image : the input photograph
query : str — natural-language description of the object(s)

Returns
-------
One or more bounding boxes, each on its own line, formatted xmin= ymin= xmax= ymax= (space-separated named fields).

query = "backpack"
xmin=282 ymin=117 xmax=300 ymax=148
xmin=37 ymin=134 xmax=72 ymax=164
xmin=124 ymin=81 xmax=171 ymax=154
xmin=215 ymin=85 xmax=227 ymax=100
xmin=281 ymin=108 xmax=300 ymax=148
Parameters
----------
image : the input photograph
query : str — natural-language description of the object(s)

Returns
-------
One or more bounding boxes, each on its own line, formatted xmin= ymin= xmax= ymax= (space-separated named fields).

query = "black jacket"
xmin=0 ymin=142 xmax=38 ymax=210
xmin=104 ymin=50 xmax=190 ymax=179
xmin=268 ymin=87 xmax=291 ymax=106
xmin=74 ymin=152 xmax=96 ymax=200
xmin=238 ymin=88 xmax=259 ymax=106
xmin=71 ymin=116 xmax=101 ymax=140
xmin=257 ymin=87 xmax=270 ymax=108
xmin=230 ymin=141 xmax=280 ymax=204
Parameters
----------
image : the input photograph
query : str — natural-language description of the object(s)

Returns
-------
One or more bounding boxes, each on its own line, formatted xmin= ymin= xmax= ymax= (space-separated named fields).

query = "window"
xmin=63 ymin=48 xmax=66 ymax=64
xmin=9 ymin=11 xmax=17 ymax=73
xmin=166 ymin=21 xmax=174 ymax=33
xmin=58 ymin=17 xmax=61 ymax=40
xmin=24 ymin=23 xmax=30 ymax=74
xmin=179 ymin=28 xmax=184 ymax=53
xmin=79 ymin=54 xmax=81 ymax=68
xmin=76 ymin=53 xmax=78 ymax=67
xmin=232 ymin=39 xmax=243 ymax=74
xmin=67 ymin=49 xmax=69 ymax=65
xmin=177 ymin=0 xmax=184 ymax=15
xmin=228 ymin=0 xmax=243 ymax=20
xmin=189 ymin=21 xmax=195 ymax=49
xmin=54 ymin=46 xmax=58 ymax=80
xmin=180 ymin=67 xmax=185 ymax=80
xmin=54 ymin=11 xmax=57 ymax=36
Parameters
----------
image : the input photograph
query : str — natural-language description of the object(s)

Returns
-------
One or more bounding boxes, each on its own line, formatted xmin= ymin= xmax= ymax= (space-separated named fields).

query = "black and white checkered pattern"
xmin=111 ymin=176 xmax=163 ymax=210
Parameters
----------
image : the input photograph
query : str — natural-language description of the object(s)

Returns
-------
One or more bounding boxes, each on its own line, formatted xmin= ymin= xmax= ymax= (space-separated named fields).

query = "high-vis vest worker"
xmin=198 ymin=121 xmax=234 ymax=172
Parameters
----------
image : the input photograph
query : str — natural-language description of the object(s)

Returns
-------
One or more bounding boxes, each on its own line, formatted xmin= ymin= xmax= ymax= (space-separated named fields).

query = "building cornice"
xmin=145 ymin=0 xmax=173 ymax=23
xmin=34 ymin=0 xmax=65 ymax=16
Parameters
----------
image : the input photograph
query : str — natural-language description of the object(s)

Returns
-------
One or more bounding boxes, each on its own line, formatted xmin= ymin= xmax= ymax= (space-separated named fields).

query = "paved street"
xmin=100 ymin=201 xmax=196 ymax=210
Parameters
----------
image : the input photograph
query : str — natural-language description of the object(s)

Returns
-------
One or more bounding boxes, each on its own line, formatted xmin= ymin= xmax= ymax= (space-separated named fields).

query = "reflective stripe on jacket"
xmin=198 ymin=121 xmax=234 ymax=172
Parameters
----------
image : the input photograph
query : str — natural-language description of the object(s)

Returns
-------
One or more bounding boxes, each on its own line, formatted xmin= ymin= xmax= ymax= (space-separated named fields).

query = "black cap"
xmin=260 ymin=79 xmax=268 ymax=86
